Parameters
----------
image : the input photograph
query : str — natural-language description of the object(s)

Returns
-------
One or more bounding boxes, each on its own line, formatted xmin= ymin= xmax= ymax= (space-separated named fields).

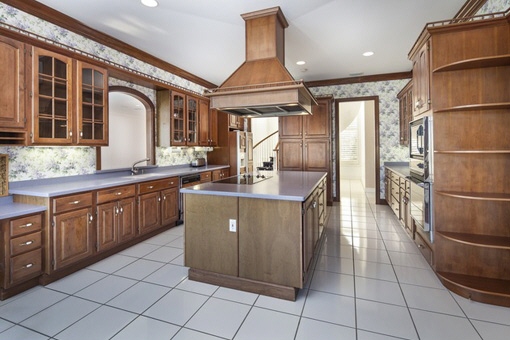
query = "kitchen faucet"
xmin=131 ymin=158 xmax=150 ymax=175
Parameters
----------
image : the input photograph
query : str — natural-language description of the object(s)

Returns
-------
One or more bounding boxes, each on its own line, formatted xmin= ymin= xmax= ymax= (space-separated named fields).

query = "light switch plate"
xmin=229 ymin=219 xmax=236 ymax=232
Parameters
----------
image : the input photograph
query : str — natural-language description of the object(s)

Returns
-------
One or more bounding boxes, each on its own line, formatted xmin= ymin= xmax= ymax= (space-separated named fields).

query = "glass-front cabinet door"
xmin=76 ymin=61 xmax=108 ymax=145
xmin=186 ymin=96 xmax=198 ymax=146
xmin=32 ymin=47 xmax=73 ymax=144
xmin=171 ymin=91 xmax=186 ymax=146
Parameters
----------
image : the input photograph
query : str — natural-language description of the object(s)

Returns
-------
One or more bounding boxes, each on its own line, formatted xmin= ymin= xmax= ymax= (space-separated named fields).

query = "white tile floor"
xmin=1 ymin=180 xmax=510 ymax=339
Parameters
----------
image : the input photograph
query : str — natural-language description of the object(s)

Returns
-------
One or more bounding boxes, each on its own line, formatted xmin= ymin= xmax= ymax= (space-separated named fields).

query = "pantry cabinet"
xmin=410 ymin=40 xmax=431 ymax=117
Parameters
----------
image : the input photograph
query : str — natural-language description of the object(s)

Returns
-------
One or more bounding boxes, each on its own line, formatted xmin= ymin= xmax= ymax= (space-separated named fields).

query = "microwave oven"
xmin=409 ymin=116 xmax=433 ymax=182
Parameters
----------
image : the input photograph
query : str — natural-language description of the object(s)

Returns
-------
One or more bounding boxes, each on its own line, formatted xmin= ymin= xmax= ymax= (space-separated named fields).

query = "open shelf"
xmin=435 ymin=150 xmax=510 ymax=154
xmin=437 ymin=271 xmax=510 ymax=307
xmin=433 ymin=54 xmax=510 ymax=73
xmin=438 ymin=231 xmax=510 ymax=249
xmin=0 ymin=131 xmax=27 ymax=146
xmin=434 ymin=102 xmax=510 ymax=113
xmin=436 ymin=191 xmax=510 ymax=201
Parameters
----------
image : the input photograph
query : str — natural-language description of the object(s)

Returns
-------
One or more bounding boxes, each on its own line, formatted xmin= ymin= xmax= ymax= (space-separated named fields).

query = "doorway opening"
xmin=335 ymin=96 xmax=381 ymax=204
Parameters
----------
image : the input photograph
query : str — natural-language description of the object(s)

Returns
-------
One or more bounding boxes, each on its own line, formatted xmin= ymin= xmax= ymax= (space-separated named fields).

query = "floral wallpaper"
xmin=478 ymin=0 xmax=510 ymax=14
xmin=311 ymin=79 xmax=411 ymax=200
xmin=0 ymin=3 xmax=208 ymax=182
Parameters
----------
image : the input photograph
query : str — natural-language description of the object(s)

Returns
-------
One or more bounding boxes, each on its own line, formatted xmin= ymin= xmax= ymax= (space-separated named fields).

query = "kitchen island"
xmin=181 ymin=171 xmax=328 ymax=300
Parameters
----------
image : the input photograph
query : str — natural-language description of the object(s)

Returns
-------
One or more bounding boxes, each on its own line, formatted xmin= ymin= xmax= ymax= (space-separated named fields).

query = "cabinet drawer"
xmin=390 ymin=171 xmax=400 ymax=183
xmin=138 ymin=177 xmax=178 ymax=194
xmin=10 ymin=214 xmax=42 ymax=237
xmin=415 ymin=232 xmax=433 ymax=266
xmin=53 ymin=192 xmax=92 ymax=214
xmin=391 ymin=182 xmax=400 ymax=199
xmin=10 ymin=231 xmax=42 ymax=256
xmin=399 ymin=177 xmax=406 ymax=187
xmin=96 ymin=185 xmax=136 ymax=204
xmin=200 ymin=171 xmax=212 ymax=183
xmin=10 ymin=249 xmax=42 ymax=284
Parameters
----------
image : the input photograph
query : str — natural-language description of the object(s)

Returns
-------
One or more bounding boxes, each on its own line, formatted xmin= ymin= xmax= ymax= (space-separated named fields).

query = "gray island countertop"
xmin=180 ymin=171 xmax=327 ymax=201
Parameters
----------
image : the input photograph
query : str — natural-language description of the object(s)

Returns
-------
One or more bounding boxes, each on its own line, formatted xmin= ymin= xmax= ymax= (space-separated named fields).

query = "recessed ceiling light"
xmin=363 ymin=51 xmax=374 ymax=57
xmin=141 ymin=0 xmax=158 ymax=7
xmin=296 ymin=60 xmax=306 ymax=65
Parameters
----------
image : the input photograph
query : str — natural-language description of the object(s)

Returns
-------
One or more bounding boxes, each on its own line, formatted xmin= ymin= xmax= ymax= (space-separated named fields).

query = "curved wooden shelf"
xmin=434 ymin=102 xmax=510 ymax=113
xmin=433 ymin=54 xmax=510 ymax=73
xmin=437 ymin=231 xmax=510 ymax=249
xmin=435 ymin=150 xmax=510 ymax=154
xmin=437 ymin=271 xmax=510 ymax=307
xmin=436 ymin=191 xmax=510 ymax=201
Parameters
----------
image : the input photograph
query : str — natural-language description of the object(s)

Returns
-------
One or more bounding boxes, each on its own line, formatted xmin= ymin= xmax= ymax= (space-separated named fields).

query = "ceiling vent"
xmin=204 ymin=7 xmax=317 ymax=118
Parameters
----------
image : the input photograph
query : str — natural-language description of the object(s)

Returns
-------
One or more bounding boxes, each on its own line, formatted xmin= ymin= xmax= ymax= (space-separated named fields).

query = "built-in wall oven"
xmin=409 ymin=116 xmax=434 ymax=242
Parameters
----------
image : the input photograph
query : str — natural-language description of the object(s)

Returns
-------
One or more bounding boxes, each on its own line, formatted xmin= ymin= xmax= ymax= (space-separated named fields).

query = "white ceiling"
xmin=35 ymin=0 xmax=467 ymax=86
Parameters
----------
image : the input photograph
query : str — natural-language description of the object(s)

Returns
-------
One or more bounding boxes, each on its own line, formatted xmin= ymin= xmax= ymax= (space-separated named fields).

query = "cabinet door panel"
xmin=279 ymin=140 xmax=303 ymax=170
xmin=0 ymin=36 xmax=25 ymax=129
xmin=161 ymin=187 xmax=178 ymax=226
xmin=53 ymin=208 xmax=93 ymax=270
xmin=138 ymin=192 xmax=161 ymax=234
xmin=279 ymin=116 xmax=302 ymax=138
xmin=96 ymin=202 xmax=117 ymax=252
xmin=305 ymin=99 xmax=330 ymax=138
xmin=304 ymin=139 xmax=330 ymax=171
xmin=118 ymin=198 xmax=136 ymax=243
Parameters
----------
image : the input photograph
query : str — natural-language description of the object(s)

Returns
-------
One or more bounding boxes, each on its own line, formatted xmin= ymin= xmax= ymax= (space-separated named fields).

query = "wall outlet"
xmin=229 ymin=219 xmax=236 ymax=232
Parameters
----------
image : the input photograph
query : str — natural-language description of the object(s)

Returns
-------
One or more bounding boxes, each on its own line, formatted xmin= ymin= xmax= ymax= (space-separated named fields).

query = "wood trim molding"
xmin=1 ymin=0 xmax=217 ymax=89
xmin=454 ymin=0 xmax=488 ymax=19
xmin=306 ymin=71 xmax=412 ymax=88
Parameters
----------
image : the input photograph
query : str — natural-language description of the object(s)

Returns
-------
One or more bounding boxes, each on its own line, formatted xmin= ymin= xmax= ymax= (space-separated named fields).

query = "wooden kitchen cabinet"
xmin=212 ymin=168 xmax=229 ymax=181
xmin=199 ymin=171 xmax=212 ymax=183
xmin=52 ymin=192 xmax=94 ymax=271
xmin=198 ymin=99 xmax=218 ymax=146
xmin=96 ymin=185 xmax=136 ymax=252
xmin=410 ymin=40 xmax=430 ymax=117
xmin=279 ymin=96 xmax=333 ymax=204
xmin=0 ymin=212 xmax=44 ymax=299
xmin=0 ymin=36 xmax=27 ymax=145
xmin=397 ymin=80 xmax=413 ymax=146
xmin=31 ymin=47 xmax=73 ymax=145
xmin=76 ymin=61 xmax=108 ymax=145
xmin=137 ymin=177 xmax=179 ymax=235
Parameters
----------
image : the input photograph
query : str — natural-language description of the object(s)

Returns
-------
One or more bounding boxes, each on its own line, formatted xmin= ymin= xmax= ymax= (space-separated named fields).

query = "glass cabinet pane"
xmin=82 ymin=104 xmax=93 ymax=120
xmin=39 ymin=77 xmax=52 ymax=97
xmin=38 ymin=56 xmax=53 ymax=76
xmin=38 ymin=119 xmax=53 ymax=138
xmin=93 ymin=70 xmax=103 ymax=88
xmin=54 ymin=59 xmax=67 ymax=79
xmin=54 ymin=119 xmax=68 ymax=138
xmin=82 ymin=68 xmax=92 ymax=85
xmin=54 ymin=80 xmax=67 ymax=99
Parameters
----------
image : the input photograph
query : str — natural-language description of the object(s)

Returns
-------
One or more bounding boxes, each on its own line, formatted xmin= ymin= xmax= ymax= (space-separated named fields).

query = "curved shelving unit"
xmin=436 ymin=191 xmax=510 ymax=201
xmin=438 ymin=231 xmax=510 ymax=249
xmin=433 ymin=54 xmax=510 ymax=73
xmin=434 ymin=102 xmax=510 ymax=113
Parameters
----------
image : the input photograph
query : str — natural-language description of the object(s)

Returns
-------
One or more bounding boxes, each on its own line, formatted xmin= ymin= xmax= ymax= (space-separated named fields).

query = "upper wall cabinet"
xmin=397 ymin=80 xmax=413 ymax=146
xmin=0 ymin=36 xmax=26 ymax=135
xmin=411 ymin=40 xmax=431 ymax=117
xmin=198 ymin=99 xmax=218 ymax=146
xmin=31 ymin=47 xmax=73 ymax=145
xmin=76 ymin=61 xmax=108 ymax=146
xmin=158 ymin=90 xmax=203 ymax=147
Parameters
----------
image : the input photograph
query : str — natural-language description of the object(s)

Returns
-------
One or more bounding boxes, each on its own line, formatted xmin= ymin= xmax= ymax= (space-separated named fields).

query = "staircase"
xmin=253 ymin=131 xmax=278 ymax=171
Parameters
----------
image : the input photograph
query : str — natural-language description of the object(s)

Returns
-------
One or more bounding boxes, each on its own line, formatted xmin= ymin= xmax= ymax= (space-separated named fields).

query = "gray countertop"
xmin=8 ymin=164 xmax=229 ymax=198
xmin=180 ymin=171 xmax=327 ymax=202
xmin=0 ymin=196 xmax=46 ymax=220
xmin=384 ymin=162 xmax=410 ymax=179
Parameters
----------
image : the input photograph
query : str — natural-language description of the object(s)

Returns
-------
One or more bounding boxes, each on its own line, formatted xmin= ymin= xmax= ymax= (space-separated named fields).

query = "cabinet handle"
xmin=88 ymin=213 xmax=93 ymax=222
xmin=20 ymin=240 xmax=34 ymax=246
xmin=80 ymin=131 xmax=83 ymax=137
xmin=69 ymin=130 xmax=73 ymax=137
xmin=23 ymin=263 xmax=34 ymax=269
xmin=312 ymin=201 xmax=317 ymax=209
xmin=418 ymin=244 xmax=425 ymax=249
xmin=120 ymin=207 xmax=123 ymax=213
xmin=69 ymin=200 xmax=81 ymax=205
xmin=158 ymin=196 xmax=161 ymax=202
xmin=115 ymin=192 xmax=122 ymax=196
xmin=163 ymin=195 xmax=166 ymax=200
xmin=147 ymin=185 xmax=154 ymax=189
xmin=170 ymin=181 xmax=174 ymax=185
xmin=115 ymin=207 xmax=119 ymax=215
xmin=20 ymin=223 xmax=33 ymax=228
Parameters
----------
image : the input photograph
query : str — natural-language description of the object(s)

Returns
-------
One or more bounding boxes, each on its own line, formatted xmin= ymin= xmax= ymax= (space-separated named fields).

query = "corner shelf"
xmin=433 ymin=55 xmax=510 ymax=73
xmin=434 ymin=102 xmax=510 ymax=113
xmin=438 ymin=231 xmax=510 ymax=249
xmin=436 ymin=191 xmax=510 ymax=201
xmin=437 ymin=271 xmax=510 ymax=307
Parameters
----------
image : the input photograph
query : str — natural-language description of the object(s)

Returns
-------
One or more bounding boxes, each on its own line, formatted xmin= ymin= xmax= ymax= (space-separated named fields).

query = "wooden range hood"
xmin=204 ymin=7 xmax=317 ymax=118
